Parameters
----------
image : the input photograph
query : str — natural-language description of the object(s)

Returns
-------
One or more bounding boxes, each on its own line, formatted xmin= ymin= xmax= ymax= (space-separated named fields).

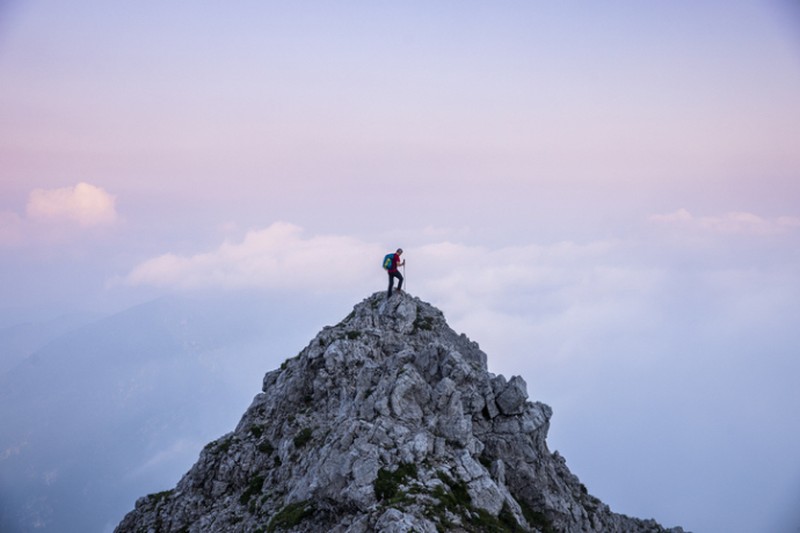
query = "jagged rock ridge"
xmin=117 ymin=292 xmax=684 ymax=532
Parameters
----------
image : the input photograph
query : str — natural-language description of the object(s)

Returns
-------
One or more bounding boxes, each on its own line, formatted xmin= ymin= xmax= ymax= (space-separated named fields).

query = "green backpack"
xmin=382 ymin=253 xmax=394 ymax=270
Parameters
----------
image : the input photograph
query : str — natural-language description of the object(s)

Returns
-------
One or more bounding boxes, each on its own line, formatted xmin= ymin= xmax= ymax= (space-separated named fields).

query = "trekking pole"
xmin=403 ymin=262 xmax=406 ymax=293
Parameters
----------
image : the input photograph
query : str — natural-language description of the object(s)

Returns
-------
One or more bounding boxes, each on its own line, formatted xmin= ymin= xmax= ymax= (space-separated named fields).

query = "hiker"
xmin=386 ymin=248 xmax=405 ymax=297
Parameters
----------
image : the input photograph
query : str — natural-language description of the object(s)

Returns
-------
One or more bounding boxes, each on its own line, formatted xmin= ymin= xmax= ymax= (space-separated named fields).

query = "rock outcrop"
xmin=116 ymin=292 xmax=685 ymax=532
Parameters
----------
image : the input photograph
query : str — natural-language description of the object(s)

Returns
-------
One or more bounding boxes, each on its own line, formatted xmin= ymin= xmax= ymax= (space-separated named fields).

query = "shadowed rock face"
xmin=116 ymin=292 xmax=685 ymax=533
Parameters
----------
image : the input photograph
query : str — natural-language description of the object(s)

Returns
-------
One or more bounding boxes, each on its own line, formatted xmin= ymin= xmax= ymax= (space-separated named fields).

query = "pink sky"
xmin=2 ymin=2 xmax=799 ymax=227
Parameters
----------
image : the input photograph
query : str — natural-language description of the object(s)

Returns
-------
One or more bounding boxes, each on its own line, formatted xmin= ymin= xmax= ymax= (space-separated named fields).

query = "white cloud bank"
xmin=122 ymin=215 xmax=798 ymax=371
xmin=125 ymin=222 xmax=383 ymax=291
xmin=124 ymin=223 xmax=632 ymax=303
xmin=123 ymin=225 xmax=666 ymax=367
xmin=0 ymin=182 xmax=118 ymax=247
xmin=650 ymin=208 xmax=800 ymax=235
xmin=26 ymin=182 xmax=118 ymax=227
xmin=123 ymin=213 xmax=796 ymax=354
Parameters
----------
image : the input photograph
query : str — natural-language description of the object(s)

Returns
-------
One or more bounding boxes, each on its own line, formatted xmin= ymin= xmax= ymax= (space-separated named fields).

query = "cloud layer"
xmin=650 ymin=208 xmax=800 ymax=235
xmin=26 ymin=182 xmax=118 ymax=227
xmin=125 ymin=222 xmax=382 ymax=292
xmin=0 ymin=182 xmax=118 ymax=247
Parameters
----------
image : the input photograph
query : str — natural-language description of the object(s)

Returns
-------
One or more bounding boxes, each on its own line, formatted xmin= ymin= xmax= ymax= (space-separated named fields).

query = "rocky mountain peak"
xmin=116 ymin=292 xmax=685 ymax=532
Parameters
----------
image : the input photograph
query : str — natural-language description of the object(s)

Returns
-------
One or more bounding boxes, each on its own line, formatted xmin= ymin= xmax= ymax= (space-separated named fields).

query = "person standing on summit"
xmin=386 ymin=248 xmax=405 ymax=297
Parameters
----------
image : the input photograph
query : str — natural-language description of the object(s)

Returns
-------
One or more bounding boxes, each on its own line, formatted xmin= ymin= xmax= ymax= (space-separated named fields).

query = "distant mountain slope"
xmin=0 ymin=293 xmax=340 ymax=533
xmin=0 ymin=313 xmax=99 ymax=376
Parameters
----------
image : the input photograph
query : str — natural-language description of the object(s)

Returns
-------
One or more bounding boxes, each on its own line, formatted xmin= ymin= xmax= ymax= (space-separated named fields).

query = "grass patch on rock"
xmin=412 ymin=315 xmax=435 ymax=333
xmin=374 ymin=462 xmax=418 ymax=501
xmin=517 ymin=499 xmax=556 ymax=533
xmin=267 ymin=500 xmax=315 ymax=533
xmin=426 ymin=472 xmax=531 ymax=532
xmin=258 ymin=440 xmax=275 ymax=454
xmin=239 ymin=475 xmax=265 ymax=506
xmin=144 ymin=489 xmax=173 ymax=506
xmin=293 ymin=428 xmax=313 ymax=448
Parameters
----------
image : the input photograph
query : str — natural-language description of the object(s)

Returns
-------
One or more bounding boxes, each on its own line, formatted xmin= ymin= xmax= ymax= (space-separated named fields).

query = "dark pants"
xmin=387 ymin=270 xmax=403 ymax=297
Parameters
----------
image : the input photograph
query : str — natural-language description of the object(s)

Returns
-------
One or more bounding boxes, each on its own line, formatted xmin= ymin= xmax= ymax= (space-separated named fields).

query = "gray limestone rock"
xmin=116 ymin=292 xmax=686 ymax=533
xmin=494 ymin=375 xmax=529 ymax=415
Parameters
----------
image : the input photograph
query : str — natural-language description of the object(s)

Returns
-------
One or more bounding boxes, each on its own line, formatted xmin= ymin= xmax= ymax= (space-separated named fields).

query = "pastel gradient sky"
xmin=1 ymin=2 xmax=799 ymax=532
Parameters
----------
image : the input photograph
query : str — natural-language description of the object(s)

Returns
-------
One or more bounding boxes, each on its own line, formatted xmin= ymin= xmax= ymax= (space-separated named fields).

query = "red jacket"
xmin=388 ymin=253 xmax=401 ymax=273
